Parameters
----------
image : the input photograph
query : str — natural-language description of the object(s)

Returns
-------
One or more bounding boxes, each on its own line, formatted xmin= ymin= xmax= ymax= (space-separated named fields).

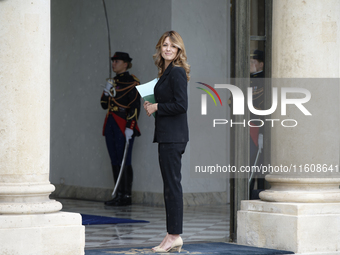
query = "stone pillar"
xmin=0 ymin=1 xmax=84 ymax=254
xmin=237 ymin=1 xmax=340 ymax=254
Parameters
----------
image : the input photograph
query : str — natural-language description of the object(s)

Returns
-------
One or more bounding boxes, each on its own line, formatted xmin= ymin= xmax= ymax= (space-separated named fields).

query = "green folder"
xmin=136 ymin=78 xmax=159 ymax=117
xmin=143 ymin=94 xmax=156 ymax=104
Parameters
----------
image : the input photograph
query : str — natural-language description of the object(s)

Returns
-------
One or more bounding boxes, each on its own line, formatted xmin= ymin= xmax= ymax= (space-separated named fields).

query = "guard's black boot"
xmin=111 ymin=194 xmax=131 ymax=206
xmin=110 ymin=166 xmax=133 ymax=206
xmin=104 ymin=165 xmax=123 ymax=206
xmin=105 ymin=192 xmax=124 ymax=206
xmin=124 ymin=165 xmax=133 ymax=203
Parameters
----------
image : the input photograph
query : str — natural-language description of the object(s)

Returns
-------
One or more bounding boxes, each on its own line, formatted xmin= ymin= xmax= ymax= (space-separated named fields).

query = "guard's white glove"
xmin=103 ymin=80 xmax=113 ymax=96
xmin=258 ymin=133 xmax=263 ymax=153
xmin=125 ymin=128 xmax=133 ymax=142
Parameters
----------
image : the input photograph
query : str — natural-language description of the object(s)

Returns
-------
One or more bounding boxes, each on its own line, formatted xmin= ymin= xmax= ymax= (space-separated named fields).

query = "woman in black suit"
xmin=144 ymin=30 xmax=190 ymax=253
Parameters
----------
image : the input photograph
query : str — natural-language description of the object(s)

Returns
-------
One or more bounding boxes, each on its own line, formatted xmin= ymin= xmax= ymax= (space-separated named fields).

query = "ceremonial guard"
xmin=100 ymin=52 xmax=141 ymax=206
xmin=249 ymin=49 xmax=265 ymax=199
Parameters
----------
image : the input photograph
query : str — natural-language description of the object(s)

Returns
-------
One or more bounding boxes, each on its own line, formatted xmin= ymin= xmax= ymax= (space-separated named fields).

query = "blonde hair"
xmin=126 ymin=62 xmax=132 ymax=70
xmin=153 ymin=31 xmax=190 ymax=81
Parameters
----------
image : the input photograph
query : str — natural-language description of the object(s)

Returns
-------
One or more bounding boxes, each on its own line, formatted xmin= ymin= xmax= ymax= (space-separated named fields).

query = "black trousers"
xmin=249 ymin=135 xmax=265 ymax=199
xmin=158 ymin=143 xmax=187 ymax=235
xmin=104 ymin=115 xmax=134 ymax=166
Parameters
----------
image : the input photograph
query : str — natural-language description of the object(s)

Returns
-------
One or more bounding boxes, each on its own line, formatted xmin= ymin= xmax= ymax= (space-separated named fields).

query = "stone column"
xmin=237 ymin=1 xmax=340 ymax=254
xmin=0 ymin=1 xmax=84 ymax=254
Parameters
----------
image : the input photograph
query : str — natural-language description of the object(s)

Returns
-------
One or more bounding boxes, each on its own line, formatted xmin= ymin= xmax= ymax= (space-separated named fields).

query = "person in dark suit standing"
xmin=144 ymin=31 xmax=190 ymax=253
xmin=100 ymin=52 xmax=141 ymax=206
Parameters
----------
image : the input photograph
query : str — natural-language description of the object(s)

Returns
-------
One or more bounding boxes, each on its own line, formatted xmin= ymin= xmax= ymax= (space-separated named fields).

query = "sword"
xmin=112 ymin=139 xmax=129 ymax=198
xmin=248 ymin=148 xmax=261 ymax=186
xmin=102 ymin=0 xmax=112 ymax=79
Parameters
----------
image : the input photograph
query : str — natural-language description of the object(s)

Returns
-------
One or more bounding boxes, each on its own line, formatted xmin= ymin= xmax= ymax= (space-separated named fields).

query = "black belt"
xmin=109 ymin=106 xmax=127 ymax=113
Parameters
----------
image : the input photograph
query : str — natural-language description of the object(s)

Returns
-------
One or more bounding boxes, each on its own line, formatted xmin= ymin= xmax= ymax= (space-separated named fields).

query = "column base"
xmin=237 ymin=200 xmax=340 ymax=254
xmin=0 ymin=212 xmax=85 ymax=255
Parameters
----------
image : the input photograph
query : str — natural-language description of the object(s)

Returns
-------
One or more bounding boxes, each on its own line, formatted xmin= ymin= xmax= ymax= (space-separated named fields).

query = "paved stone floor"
xmin=57 ymin=198 xmax=230 ymax=250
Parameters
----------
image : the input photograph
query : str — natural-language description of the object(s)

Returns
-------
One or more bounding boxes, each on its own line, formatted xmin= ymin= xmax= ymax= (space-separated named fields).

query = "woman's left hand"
xmin=145 ymin=103 xmax=158 ymax=117
xmin=143 ymin=101 xmax=151 ymax=110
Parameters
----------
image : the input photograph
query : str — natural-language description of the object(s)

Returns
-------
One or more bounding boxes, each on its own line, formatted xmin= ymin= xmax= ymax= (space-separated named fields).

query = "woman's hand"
xmin=145 ymin=103 xmax=158 ymax=117
xmin=143 ymin=101 xmax=151 ymax=110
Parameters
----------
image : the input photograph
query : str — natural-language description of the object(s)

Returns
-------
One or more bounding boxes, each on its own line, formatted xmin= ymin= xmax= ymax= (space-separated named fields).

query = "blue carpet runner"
xmin=81 ymin=214 xmax=149 ymax=225
xmin=85 ymin=242 xmax=294 ymax=254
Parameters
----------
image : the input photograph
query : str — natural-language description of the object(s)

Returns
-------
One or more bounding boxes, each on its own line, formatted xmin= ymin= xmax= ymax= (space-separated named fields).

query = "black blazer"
xmin=153 ymin=63 xmax=189 ymax=143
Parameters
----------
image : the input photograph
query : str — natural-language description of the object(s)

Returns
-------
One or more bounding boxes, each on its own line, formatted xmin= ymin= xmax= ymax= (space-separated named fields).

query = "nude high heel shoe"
xmin=152 ymin=233 xmax=168 ymax=251
xmin=153 ymin=236 xmax=183 ymax=253
xmin=152 ymin=245 xmax=160 ymax=251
